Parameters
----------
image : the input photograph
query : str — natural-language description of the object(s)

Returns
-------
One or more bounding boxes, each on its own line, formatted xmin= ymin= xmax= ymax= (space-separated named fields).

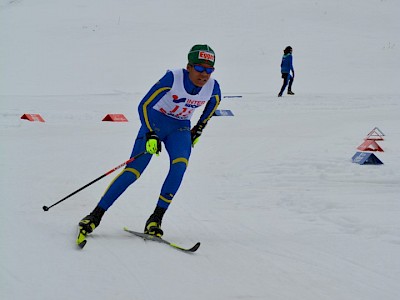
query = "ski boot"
xmin=144 ymin=206 xmax=166 ymax=238
xmin=144 ymin=214 xmax=163 ymax=238
xmin=287 ymin=90 xmax=295 ymax=95
xmin=77 ymin=206 xmax=105 ymax=248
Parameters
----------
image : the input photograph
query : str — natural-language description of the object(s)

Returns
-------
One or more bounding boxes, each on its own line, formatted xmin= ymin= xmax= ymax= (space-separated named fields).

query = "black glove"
xmin=145 ymin=131 xmax=161 ymax=155
xmin=191 ymin=123 xmax=206 ymax=146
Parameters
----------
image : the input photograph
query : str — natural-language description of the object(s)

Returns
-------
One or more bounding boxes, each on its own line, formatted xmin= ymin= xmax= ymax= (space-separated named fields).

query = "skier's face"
xmin=187 ymin=63 xmax=213 ymax=87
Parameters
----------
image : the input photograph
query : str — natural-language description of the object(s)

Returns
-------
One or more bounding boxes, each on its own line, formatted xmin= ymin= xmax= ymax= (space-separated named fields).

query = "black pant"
xmin=279 ymin=73 xmax=293 ymax=94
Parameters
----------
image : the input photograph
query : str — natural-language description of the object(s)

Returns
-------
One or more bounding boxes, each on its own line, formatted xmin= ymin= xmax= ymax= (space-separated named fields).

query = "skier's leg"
xmin=279 ymin=73 xmax=289 ymax=96
xmin=144 ymin=126 xmax=192 ymax=236
xmin=288 ymin=74 xmax=294 ymax=93
xmin=157 ymin=128 xmax=192 ymax=209
xmin=97 ymin=126 xmax=152 ymax=210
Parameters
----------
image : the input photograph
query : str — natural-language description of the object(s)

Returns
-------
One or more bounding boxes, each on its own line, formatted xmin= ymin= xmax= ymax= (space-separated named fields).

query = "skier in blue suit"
xmin=278 ymin=46 xmax=295 ymax=97
xmin=78 ymin=45 xmax=221 ymax=239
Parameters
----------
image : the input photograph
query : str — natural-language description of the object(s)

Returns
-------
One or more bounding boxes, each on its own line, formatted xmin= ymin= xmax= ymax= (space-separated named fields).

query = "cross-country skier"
xmin=78 ymin=44 xmax=221 ymax=240
xmin=278 ymin=46 xmax=295 ymax=97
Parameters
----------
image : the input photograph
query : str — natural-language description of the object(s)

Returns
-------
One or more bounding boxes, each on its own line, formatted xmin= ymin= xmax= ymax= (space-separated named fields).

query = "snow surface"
xmin=1 ymin=0 xmax=400 ymax=299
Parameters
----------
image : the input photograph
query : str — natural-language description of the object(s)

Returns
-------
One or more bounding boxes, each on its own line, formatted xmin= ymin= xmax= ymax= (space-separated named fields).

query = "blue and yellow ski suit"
xmin=98 ymin=69 xmax=221 ymax=211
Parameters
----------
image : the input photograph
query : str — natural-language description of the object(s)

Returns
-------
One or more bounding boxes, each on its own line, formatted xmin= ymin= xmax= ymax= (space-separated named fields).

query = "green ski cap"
xmin=188 ymin=44 xmax=215 ymax=67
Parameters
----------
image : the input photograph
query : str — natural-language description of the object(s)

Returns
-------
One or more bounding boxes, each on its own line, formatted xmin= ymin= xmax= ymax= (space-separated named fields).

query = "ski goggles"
xmin=191 ymin=64 xmax=215 ymax=74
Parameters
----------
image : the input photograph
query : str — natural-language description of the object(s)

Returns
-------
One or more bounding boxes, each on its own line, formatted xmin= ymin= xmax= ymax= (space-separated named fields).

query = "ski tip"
xmin=190 ymin=242 xmax=201 ymax=252
xmin=77 ymin=240 xmax=87 ymax=249
xmin=170 ymin=241 xmax=201 ymax=253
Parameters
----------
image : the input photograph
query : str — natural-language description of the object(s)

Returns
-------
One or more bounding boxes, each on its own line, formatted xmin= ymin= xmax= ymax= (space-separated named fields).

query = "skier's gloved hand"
xmin=146 ymin=131 xmax=161 ymax=155
xmin=191 ymin=123 xmax=206 ymax=147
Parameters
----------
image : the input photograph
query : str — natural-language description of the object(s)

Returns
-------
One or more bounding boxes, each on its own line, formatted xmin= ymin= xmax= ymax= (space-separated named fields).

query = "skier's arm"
xmin=195 ymin=80 xmax=222 ymax=127
xmin=191 ymin=81 xmax=221 ymax=146
xmin=138 ymin=71 xmax=173 ymax=131
xmin=290 ymin=56 xmax=295 ymax=77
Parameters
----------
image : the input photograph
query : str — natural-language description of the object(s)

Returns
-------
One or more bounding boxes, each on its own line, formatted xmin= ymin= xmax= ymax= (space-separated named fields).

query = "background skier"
xmin=278 ymin=46 xmax=295 ymax=97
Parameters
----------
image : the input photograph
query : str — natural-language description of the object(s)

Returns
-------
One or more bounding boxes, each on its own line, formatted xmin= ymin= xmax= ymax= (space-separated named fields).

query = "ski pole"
xmin=42 ymin=151 xmax=147 ymax=211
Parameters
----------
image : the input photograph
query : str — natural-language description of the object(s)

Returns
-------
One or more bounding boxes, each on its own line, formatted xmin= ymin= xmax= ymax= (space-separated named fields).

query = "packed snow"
xmin=1 ymin=0 xmax=399 ymax=299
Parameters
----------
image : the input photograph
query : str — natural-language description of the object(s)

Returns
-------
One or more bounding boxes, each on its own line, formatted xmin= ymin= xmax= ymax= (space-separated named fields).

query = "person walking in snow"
xmin=278 ymin=46 xmax=295 ymax=97
xmin=78 ymin=45 xmax=221 ymax=241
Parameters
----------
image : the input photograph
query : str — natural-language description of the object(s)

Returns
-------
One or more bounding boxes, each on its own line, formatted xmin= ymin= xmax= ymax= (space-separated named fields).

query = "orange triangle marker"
xmin=357 ymin=140 xmax=384 ymax=152
xmin=102 ymin=114 xmax=128 ymax=122
xmin=21 ymin=114 xmax=45 ymax=122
